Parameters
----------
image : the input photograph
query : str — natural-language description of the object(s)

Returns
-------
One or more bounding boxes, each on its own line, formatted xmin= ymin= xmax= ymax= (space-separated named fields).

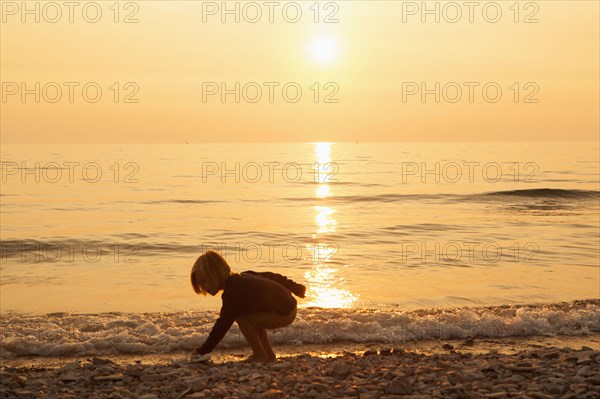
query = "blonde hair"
xmin=190 ymin=251 xmax=233 ymax=295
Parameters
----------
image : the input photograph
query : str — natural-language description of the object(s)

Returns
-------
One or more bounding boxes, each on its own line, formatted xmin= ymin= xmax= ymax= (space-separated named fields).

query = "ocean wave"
xmin=105 ymin=199 xmax=227 ymax=205
xmin=280 ymin=188 xmax=600 ymax=204
xmin=1 ymin=300 xmax=598 ymax=357
xmin=0 ymin=233 xmax=318 ymax=261
xmin=0 ymin=239 xmax=200 ymax=258
xmin=481 ymin=188 xmax=600 ymax=199
xmin=280 ymin=193 xmax=448 ymax=203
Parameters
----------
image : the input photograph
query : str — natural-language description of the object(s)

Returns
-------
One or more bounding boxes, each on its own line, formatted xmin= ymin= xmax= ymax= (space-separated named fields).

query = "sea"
xmin=1 ymin=142 xmax=599 ymax=357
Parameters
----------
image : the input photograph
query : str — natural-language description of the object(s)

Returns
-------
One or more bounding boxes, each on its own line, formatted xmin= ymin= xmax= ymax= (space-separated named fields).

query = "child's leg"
xmin=257 ymin=328 xmax=276 ymax=361
xmin=237 ymin=308 xmax=297 ymax=362
xmin=236 ymin=319 xmax=268 ymax=361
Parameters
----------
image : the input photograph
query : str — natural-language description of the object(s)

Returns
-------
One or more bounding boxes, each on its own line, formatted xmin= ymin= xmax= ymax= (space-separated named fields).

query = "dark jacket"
xmin=196 ymin=271 xmax=305 ymax=354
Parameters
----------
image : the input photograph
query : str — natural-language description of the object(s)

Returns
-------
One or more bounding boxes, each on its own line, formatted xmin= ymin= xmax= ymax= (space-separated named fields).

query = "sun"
xmin=310 ymin=37 xmax=339 ymax=64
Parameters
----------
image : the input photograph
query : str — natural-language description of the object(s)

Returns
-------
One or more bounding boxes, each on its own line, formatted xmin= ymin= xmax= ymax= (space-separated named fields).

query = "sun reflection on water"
xmin=314 ymin=142 xmax=333 ymax=164
xmin=304 ymin=143 xmax=358 ymax=309
xmin=304 ymin=262 xmax=358 ymax=309
xmin=316 ymin=184 xmax=331 ymax=198
xmin=315 ymin=206 xmax=336 ymax=234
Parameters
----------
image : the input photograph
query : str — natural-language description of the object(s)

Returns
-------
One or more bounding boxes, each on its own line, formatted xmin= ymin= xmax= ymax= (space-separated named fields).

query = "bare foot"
xmin=243 ymin=354 xmax=270 ymax=363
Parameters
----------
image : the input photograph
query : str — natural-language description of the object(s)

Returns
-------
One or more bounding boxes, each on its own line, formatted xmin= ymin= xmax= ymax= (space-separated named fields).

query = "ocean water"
xmin=1 ymin=142 xmax=599 ymax=356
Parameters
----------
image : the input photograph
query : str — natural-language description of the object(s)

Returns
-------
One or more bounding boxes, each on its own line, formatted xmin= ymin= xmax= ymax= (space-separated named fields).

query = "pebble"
xmin=329 ymin=363 xmax=352 ymax=378
xmin=262 ymin=389 xmax=286 ymax=399
xmin=59 ymin=373 xmax=80 ymax=382
xmin=57 ymin=361 xmax=81 ymax=373
xmin=577 ymin=365 xmax=596 ymax=377
xmin=93 ymin=373 xmax=123 ymax=382
xmin=387 ymin=376 xmax=412 ymax=395
xmin=92 ymin=357 xmax=113 ymax=365
xmin=446 ymin=371 xmax=463 ymax=385
xmin=2 ymin=344 xmax=599 ymax=399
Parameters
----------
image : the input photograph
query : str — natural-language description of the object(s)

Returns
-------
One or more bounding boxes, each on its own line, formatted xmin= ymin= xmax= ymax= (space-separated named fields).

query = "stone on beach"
xmin=328 ymin=363 xmax=352 ymax=378
xmin=2 ymin=343 xmax=600 ymax=399
xmin=387 ymin=376 xmax=412 ymax=394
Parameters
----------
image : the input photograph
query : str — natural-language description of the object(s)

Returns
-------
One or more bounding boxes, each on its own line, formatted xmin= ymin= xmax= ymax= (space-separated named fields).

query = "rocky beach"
xmin=2 ymin=336 xmax=599 ymax=399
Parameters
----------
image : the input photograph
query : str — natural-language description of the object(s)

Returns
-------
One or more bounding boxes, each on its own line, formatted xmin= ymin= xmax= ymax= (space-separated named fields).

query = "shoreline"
xmin=2 ymin=299 xmax=598 ymax=361
xmin=2 ymin=334 xmax=598 ymax=398
xmin=2 ymin=334 xmax=599 ymax=369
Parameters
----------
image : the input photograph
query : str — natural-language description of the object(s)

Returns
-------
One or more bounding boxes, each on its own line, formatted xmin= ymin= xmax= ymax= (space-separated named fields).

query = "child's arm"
xmin=245 ymin=271 xmax=306 ymax=298
xmin=194 ymin=302 xmax=238 ymax=355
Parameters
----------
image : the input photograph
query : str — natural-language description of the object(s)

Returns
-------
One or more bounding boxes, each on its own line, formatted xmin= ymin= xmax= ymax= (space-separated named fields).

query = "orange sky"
xmin=1 ymin=1 xmax=598 ymax=143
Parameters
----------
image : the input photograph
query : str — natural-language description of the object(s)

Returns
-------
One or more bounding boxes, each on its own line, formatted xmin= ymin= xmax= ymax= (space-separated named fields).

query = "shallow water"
xmin=1 ymin=300 xmax=598 ymax=358
xmin=1 ymin=142 xmax=599 ymax=314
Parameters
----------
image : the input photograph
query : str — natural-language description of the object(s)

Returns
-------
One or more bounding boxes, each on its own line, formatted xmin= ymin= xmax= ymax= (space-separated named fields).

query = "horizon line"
xmin=2 ymin=139 xmax=599 ymax=145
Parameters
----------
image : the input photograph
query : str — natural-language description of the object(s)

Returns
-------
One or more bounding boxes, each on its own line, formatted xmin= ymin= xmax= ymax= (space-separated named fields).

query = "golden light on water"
xmin=314 ymin=142 xmax=333 ymax=165
xmin=304 ymin=143 xmax=358 ymax=309
xmin=316 ymin=184 xmax=331 ymax=198
xmin=314 ymin=142 xmax=334 ymax=197
xmin=315 ymin=206 xmax=336 ymax=234
xmin=303 ymin=260 xmax=358 ymax=309
xmin=312 ymin=143 xmax=336 ymax=235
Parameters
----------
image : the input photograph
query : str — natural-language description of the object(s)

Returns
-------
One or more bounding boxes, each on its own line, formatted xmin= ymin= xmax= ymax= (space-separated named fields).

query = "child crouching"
xmin=191 ymin=250 xmax=306 ymax=362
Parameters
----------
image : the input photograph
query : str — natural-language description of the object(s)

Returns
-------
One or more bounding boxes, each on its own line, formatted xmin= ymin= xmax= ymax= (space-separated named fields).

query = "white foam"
xmin=1 ymin=300 xmax=598 ymax=357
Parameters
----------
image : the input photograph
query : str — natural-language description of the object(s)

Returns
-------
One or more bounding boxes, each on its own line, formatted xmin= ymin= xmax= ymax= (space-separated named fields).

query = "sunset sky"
xmin=1 ymin=1 xmax=598 ymax=143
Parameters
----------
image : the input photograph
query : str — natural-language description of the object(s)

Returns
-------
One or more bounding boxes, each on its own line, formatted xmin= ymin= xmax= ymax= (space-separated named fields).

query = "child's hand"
xmin=190 ymin=352 xmax=211 ymax=364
